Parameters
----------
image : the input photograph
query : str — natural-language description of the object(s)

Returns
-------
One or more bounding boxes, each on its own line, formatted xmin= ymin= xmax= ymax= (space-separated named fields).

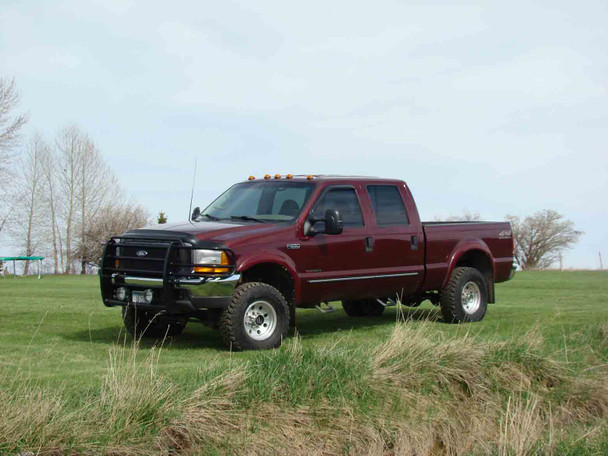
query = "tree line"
xmin=1 ymin=76 xmax=584 ymax=274
xmin=0 ymin=77 xmax=149 ymax=274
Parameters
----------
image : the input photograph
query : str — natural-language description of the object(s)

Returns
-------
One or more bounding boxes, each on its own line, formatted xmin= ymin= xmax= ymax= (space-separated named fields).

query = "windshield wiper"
xmin=230 ymin=215 xmax=266 ymax=223
xmin=200 ymin=213 xmax=220 ymax=221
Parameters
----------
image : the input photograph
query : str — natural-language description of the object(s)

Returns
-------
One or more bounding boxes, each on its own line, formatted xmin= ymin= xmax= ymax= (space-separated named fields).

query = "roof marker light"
xmin=286 ymin=174 xmax=293 ymax=179
xmin=264 ymin=174 xmax=271 ymax=179
xmin=307 ymin=175 xmax=314 ymax=180
xmin=248 ymin=175 xmax=255 ymax=180
xmin=274 ymin=174 xmax=281 ymax=179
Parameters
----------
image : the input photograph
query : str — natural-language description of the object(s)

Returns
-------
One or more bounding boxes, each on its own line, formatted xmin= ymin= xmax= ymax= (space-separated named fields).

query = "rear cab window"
xmin=367 ymin=185 xmax=409 ymax=226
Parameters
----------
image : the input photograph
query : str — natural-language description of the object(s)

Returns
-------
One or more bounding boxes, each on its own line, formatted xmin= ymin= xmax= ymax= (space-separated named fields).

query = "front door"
xmin=290 ymin=185 xmax=371 ymax=304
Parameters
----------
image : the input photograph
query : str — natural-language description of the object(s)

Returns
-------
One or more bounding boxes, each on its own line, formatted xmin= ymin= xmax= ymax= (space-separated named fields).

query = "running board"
xmin=315 ymin=302 xmax=336 ymax=313
xmin=376 ymin=298 xmax=397 ymax=307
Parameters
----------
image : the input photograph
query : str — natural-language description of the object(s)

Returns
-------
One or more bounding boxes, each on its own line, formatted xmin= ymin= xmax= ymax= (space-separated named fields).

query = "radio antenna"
xmin=188 ymin=157 xmax=198 ymax=223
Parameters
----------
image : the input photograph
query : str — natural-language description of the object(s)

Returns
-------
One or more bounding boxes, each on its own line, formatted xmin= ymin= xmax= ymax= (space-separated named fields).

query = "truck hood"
xmin=133 ymin=220 xmax=284 ymax=245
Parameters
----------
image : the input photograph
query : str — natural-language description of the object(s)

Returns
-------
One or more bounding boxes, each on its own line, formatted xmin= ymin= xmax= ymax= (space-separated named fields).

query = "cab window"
xmin=312 ymin=187 xmax=364 ymax=227
xmin=367 ymin=185 xmax=409 ymax=225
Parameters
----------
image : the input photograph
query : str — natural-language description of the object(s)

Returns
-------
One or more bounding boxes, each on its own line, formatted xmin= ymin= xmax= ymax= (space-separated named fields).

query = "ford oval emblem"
xmin=136 ymin=250 xmax=148 ymax=257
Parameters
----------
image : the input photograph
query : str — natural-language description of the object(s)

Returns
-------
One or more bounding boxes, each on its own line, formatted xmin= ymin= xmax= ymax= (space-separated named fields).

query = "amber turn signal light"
xmin=193 ymin=267 xmax=230 ymax=274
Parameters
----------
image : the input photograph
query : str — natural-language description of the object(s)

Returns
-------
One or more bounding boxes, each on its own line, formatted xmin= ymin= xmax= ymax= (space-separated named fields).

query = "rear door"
xmin=360 ymin=184 xmax=425 ymax=298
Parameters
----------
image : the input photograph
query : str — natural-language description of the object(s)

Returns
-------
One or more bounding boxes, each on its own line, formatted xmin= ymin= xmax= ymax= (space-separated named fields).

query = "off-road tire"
xmin=219 ymin=282 xmax=290 ymax=351
xmin=122 ymin=306 xmax=186 ymax=338
xmin=342 ymin=299 xmax=385 ymax=317
xmin=439 ymin=267 xmax=488 ymax=323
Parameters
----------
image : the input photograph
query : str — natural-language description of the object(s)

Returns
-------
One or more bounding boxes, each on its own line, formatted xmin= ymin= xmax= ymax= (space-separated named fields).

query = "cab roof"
xmin=244 ymin=175 xmax=405 ymax=185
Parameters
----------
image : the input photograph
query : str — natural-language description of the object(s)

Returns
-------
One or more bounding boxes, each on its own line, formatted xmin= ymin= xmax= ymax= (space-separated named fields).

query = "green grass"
xmin=0 ymin=271 xmax=607 ymax=455
xmin=1 ymin=271 xmax=605 ymax=389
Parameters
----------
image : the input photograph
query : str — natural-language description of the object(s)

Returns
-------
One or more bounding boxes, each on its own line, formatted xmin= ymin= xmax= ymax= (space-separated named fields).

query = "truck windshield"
xmin=201 ymin=181 xmax=315 ymax=222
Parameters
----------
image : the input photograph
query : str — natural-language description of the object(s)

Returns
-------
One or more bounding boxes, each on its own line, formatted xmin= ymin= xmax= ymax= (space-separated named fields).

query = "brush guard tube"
xmin=99 ymin=236 xmax=240 ymax=314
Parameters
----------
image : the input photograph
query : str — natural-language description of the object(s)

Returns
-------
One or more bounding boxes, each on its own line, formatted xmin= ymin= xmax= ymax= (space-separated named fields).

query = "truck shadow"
xmin=64 ymin=325 xmax=225 ymax=350
xmin=65 ymin=306 xmax=442 ymax=349
xmin=295 ymin=306 xmax=442 ymax=338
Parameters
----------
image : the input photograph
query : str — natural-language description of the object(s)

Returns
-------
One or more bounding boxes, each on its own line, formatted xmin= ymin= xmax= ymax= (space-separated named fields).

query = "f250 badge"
xmin=286 ymin=244 xmax=301 ymax=250
xmin=136 ymin=250 xmax=148 ymax=257
xmin=498 ymin=230 xmax=512 ymax=239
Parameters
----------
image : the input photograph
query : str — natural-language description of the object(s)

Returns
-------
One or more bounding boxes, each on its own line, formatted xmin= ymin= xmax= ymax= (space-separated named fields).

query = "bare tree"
xmin=446 ymin=210 xmax=481 ymax=222
xmin=78 ymin=201 xmax=149 ymax=270
xmin=40 ymin=142 xmax=61 ymax=273
xmin=434 ymin=210 xmax=482 ymax=222
xmin=9 ymin=133 xmax=46 ymax=274
xmin=56 ymin=125 xmax=84 ymax=274
xmin=0 ymin=77 xmax=28 ymax=180
xmin=506 ymin=210 xmax=583 ymax=270
xmin=0 ymin=77 xmax=29 ymax=233
xmin=76 ymin=138 xmax=120 ymax=273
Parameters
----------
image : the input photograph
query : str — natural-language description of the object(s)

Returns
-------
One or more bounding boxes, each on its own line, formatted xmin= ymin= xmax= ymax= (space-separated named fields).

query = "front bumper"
xmin=99 ymin=234 xmax=240 ymax=315
xmin=102 ymin=273 xmax=240 ymax=313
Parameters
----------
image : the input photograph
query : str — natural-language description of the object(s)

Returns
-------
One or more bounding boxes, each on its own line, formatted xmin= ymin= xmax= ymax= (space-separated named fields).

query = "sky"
xmin=1 ymin=0 xmax=607 ymax=268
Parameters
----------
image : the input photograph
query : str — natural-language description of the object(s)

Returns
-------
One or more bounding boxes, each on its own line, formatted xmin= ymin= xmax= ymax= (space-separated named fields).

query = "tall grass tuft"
xmin=2 ymin=322 xmax=608 ymax=455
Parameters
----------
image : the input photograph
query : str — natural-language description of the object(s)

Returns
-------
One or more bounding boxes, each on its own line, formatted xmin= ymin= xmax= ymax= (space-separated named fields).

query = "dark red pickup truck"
xmin=100 ymin=175 xmax=514 ymax=350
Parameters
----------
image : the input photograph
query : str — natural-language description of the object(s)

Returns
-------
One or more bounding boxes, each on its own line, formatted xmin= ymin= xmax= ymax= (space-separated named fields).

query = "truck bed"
xmin=421 ymin=221 xmax=514 ymax=291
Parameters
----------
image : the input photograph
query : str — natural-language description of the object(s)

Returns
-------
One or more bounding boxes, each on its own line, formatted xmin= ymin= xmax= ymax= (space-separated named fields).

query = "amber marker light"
xmin=248 ymin=175 xmax=255 ymax=180
xmin=307 ymin=175 xmax=314 ymax=180
xmin=264 ymin=174 xmax=271 ymax=179
xmin=274 ymin=174 xmax=281 ymax=179
xmin=286 ymin=174 xmax=293 ymax=179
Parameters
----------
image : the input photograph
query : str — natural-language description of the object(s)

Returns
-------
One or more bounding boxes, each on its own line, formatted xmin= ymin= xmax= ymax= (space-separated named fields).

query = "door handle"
xmin=365 ymin=237 xmax=374 ymax=253
xmin=411 ymin=235 xmax=419 ymax=250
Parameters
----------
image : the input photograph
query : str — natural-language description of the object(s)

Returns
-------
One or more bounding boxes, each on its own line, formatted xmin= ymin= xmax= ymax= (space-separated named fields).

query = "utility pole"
xmin=600 ymin=251 xmax=604 ymax=270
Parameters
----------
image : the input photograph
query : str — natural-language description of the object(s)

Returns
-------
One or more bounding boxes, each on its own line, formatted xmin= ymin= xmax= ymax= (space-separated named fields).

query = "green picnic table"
xmin=0 ymin=256 xmax=44 ymax=279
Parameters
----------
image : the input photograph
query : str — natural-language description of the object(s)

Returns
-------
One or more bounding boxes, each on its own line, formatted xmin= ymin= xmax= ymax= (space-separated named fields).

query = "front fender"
xmin=236 ymin=250 xmax=301 ymax=300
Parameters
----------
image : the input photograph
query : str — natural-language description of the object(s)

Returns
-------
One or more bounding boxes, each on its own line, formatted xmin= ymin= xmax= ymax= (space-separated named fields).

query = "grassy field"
xmin=0 ymin=271 xmax=607 ymax=455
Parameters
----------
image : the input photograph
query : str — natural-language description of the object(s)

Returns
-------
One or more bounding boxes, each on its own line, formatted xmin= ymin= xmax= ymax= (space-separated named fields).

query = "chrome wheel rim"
xmin=461 ymin=281 xmax=481 ymax=314
xmin=243 ymin=300 xmax=277 ymax=341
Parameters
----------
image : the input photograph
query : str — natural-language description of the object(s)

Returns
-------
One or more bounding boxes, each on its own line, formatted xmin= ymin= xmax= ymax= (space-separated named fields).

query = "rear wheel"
xmin=439 ymin=267 xmax=488 ymax=323
xmin=122 ymin=306 xmax=186 ymax=338
xmin=342 ymin=299 xmax=385 ymax=317
xmin=219 ymin=282 xmax=290 ymax=351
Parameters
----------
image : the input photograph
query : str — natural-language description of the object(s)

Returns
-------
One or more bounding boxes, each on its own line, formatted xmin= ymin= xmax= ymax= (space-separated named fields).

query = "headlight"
xmin=192 ymin=249 xmax=231 ymax=274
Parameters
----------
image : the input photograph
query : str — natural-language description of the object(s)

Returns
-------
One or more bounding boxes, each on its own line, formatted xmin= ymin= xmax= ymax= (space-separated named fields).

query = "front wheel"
xmin=219 ymin=282 xmax=290 ymax=351
xmin=439 ymin=267 xmax=488 ymax=323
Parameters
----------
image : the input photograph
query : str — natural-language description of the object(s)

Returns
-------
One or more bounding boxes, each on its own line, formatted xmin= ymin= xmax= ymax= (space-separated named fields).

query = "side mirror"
xmin=304 ymin=209 xmax=343 ymax=236
xmin=323 ymin=209 xmax=343 ymax=235
xmin=191 ymin=206 xmax=201 ymax=221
